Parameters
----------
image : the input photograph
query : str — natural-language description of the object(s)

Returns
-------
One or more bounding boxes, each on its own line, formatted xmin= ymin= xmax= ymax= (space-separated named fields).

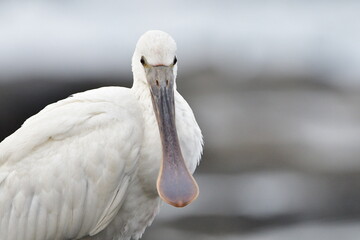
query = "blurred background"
xmin=1 ymin=0 xmax=360 ymax=239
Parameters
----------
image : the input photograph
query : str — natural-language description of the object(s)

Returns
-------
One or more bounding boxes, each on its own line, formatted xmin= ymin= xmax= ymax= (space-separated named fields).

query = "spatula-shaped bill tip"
xmin=157 ymin=161 xmax=199 ymax=207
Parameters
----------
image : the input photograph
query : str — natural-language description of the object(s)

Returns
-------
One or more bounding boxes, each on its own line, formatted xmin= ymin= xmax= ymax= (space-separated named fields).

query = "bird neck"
xmin=131 ymin=78 xmax=162 ymax=196
xmin=131 ymin=77 xmax=152 ymax=107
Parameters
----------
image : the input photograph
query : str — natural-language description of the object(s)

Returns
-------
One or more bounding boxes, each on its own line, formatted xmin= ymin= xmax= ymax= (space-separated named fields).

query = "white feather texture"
xmin=0 ymin=30 xmax=203 ymax=240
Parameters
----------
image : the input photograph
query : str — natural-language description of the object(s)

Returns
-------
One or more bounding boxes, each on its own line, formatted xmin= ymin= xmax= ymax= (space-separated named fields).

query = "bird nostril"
xmin=156 ymin=80 xmax=159 ymax=86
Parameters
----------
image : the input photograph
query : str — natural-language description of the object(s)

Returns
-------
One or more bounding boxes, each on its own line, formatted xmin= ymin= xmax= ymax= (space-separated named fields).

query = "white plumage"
xmin=0 ymin=30 xmax=203 ymax=240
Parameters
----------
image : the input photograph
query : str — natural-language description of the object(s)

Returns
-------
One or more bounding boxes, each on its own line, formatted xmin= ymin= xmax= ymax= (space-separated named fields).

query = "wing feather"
xmin=89 ymin=175 xmax=130 ymax=236
xmin=0 ymin=87 xmax=142 ymax=240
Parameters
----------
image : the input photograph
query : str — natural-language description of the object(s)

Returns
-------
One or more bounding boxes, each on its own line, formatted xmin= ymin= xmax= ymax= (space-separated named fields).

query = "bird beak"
xmin=146 ymin=65 xmax=199 ymax=207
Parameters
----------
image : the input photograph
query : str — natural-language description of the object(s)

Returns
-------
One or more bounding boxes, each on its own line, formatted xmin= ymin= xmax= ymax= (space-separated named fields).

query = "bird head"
xmin=132 ymin=31 xmax=199 ymax=208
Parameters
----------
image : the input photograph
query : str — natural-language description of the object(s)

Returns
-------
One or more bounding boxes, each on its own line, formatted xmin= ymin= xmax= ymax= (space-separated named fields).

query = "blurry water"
xmin=0 ymin=0 xmax=359 ymax=87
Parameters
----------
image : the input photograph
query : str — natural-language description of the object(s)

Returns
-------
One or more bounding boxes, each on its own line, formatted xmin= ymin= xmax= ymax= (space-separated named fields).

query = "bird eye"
xmin=140 ymin=56 xmax=146 ymax=66
xmin=173 ymin=57 xmax=177 ymax=65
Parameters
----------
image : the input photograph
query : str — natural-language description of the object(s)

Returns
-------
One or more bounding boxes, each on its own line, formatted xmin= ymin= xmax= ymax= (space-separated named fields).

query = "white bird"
xmin=0 ymin=30 xmax=203 ymax=240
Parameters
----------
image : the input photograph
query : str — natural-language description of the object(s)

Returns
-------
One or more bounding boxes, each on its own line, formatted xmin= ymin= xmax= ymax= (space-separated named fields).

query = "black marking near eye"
xmin=173 ymin=56 xmax=177 ymax=65
xmin=140 ymin=56 xmax=146 ymax=66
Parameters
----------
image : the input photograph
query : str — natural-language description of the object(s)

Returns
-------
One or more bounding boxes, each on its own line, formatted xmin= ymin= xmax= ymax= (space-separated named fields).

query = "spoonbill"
xmin=0 ymin=30 xmax=203 ymax=240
